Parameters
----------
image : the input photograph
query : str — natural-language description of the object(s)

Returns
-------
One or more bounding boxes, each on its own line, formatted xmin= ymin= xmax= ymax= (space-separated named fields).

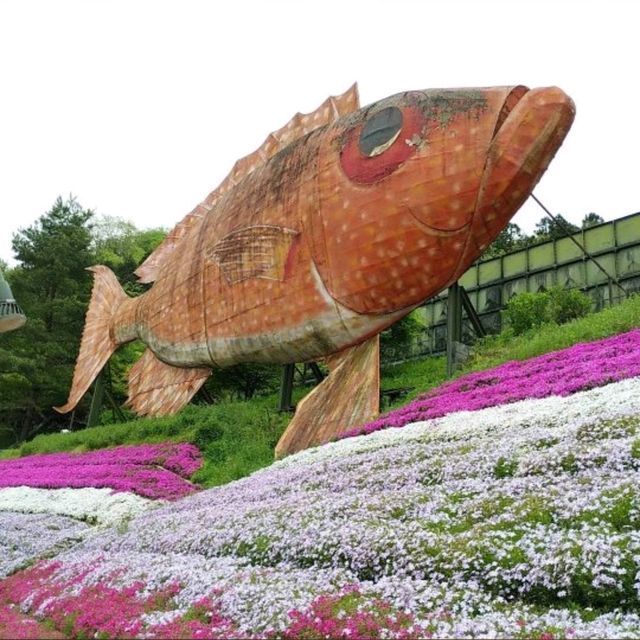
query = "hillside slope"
xmin=3 ymin=324 xmax=640 ymax=637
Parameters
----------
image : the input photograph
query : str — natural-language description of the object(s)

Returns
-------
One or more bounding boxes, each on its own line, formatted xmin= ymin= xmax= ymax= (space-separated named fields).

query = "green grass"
xmin=0 ymin=395 xmax=295 ymax=487
xmin=467 ymin=292 xmax=640 ymax=373
xmin=2 ymin=294 xmax=639 ymax=486
xmin=381 ymin=354 xmax=446 ymax=409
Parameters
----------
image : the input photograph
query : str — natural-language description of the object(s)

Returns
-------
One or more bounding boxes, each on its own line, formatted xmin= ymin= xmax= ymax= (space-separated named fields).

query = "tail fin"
xmin=55 ymin=266 xmax=129 ymax=414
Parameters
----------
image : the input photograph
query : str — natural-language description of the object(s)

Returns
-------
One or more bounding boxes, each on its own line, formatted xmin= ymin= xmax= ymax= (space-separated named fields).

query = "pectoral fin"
xmin=275 ymin=335 xmax=380 ymax=458
xmin=208 ymin=225 xmax=299 ymax=285
xmin=126 ymin=349 xmax=211 ymax=417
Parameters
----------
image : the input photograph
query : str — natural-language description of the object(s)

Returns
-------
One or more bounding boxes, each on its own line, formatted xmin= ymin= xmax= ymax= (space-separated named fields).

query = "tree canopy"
xmin=581 ymin=212 xmax=605 ymax=229
xmin=0 ymin=197 xmax=95 ymax=444
xmin=0 ymin=198 xmax=165 ymax=446
xmin=484 ymin=211 xmax=606 ymax=259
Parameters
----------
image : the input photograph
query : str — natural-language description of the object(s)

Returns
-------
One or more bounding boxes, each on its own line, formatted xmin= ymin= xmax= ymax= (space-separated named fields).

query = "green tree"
xmin=207 ymin=363 xmax=282 ymax=401
xmin=0 ymin=197 xmax=95 ymax=443
xmin=547 ymin=286 xmax=592 ymax=324
xmin=12 ymin=196 xmax=94 ymax=332
xmin=92 ymin=215 xmax=165 ymax=295
xmin=533 ymin=214 xmax=580 ymax=242
xmin=581 ymin=212 xmax=605 ymax=229
xmin=503 ymin=285 xmax=591 ymax=336
xmin=503 ymin=290 xmax=551 ymax=335
xmin=484 ymin=222 xmax=531 ymax=258
xmin=380 ymin=313 xmax=424 ymax=362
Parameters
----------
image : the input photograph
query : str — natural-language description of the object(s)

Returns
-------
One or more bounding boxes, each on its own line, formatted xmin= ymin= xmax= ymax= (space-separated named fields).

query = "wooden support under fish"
xmin=275 ymin=336 xmax=380 ymax=458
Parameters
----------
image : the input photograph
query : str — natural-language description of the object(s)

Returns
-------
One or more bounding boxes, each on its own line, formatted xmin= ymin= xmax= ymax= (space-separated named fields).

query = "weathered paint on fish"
xmin=57 ymin=84 xmax=575 ymax=456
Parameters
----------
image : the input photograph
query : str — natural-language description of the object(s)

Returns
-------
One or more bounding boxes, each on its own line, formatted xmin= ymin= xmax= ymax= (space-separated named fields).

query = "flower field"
xmin=0 ymin=442 xmax=201 ymax=500
xmin=344 ymin=328 xmax=640 ymax=439
xmin=3 ymin=332 xmax=640 ymax=638
xmin=0 ymin=443 xmax=201 ymax=589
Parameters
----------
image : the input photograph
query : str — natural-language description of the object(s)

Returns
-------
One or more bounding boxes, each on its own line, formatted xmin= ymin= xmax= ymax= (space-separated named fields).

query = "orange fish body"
xmin=58 ymin=84 xmax=575 ymax=454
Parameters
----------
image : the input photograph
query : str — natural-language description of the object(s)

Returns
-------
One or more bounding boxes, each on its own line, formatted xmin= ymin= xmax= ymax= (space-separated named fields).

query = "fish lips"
xmin=409 ymin=86 xmax=574 ymax=235
xmin=409 ymin=86 xmax=575 ymax=277
xmin=455 ymin=86 xmax=576 ymax=270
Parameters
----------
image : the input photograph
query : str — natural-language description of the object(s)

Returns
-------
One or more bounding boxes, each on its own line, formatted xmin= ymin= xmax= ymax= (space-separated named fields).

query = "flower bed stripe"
xmin=0 ymin=443 xmax=201 ymax=500
xmin=0 ymin=512 xmax=89 ymax=579
xmin=0 ymin=487 xmax=159 ymax=527
xmin=342 ymin=328 xmax=640 ymax=439
xmin=0 ymin=604 xmax=66 ymax=639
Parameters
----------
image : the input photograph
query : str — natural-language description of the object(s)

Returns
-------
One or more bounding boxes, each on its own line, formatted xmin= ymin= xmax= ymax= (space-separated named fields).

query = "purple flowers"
xmin=0 ymin=443 xmax=202 ymax=500
xmin=0 ymin=512 xmax=89 ymax=578
xmin=4 ymin=374 xmax=640 ymax=637
xmin=343 ymin=328 xmax=640 ymax=439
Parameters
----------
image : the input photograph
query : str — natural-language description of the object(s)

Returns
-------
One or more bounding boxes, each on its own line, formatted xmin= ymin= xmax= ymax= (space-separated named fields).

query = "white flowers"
xmin=0 ymin=511 xmax=88 ymax=578
xmin=0 ymin=486 xmax=161 ymax=528
xmin=0 ymin=486 xmax=163 ymax=576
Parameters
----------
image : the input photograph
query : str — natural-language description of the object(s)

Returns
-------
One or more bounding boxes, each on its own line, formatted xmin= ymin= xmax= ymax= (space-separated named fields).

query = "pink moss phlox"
xmin=281 ymin=586 xmax=426 ymax=639
xmin=0 ymin=604 xmax=66 ymax=639
xmin=0 ymin=443 xmax=202 ymax=500
xmin=148 ymin=595 xmax=240 ymax=640
xmin=0 ymin=561 xmax=243 ymax=640
xmin=0 ymin=561 xmax=197 ymax=639
xmin=342 ymin=328 xmax=640 ymax=440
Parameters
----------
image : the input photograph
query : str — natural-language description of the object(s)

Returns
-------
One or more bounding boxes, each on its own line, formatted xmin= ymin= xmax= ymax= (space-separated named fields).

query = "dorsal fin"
xmin=135 ymin=83 xmax=360 ymax=283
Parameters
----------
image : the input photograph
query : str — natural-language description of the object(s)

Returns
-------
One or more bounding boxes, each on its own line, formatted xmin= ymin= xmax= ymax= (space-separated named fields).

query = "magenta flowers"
xmin=343 ymin=328 xmax=640 ymax=439
xmin=0 ymin=443 xmax=202 ymax=500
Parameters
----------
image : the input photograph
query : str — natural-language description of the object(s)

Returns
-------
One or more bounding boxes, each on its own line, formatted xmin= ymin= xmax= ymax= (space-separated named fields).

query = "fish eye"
xmin=340 ymin=102 xmax=423 ymax=185
xmin=359 ymin=106 xmax=403 ymax=157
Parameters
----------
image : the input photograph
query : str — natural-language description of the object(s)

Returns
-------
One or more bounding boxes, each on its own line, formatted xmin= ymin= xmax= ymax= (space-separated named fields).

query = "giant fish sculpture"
xmin=57 ymin=84 xmax=575 ymax=456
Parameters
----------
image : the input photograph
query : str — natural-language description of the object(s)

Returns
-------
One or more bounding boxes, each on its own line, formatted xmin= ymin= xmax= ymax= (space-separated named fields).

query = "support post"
xmin=104 ymin=387 xmax=127 ymax=423
xmin=460 ymin=287 xmax=486 ymax=338
xmin=446 ymin=282 xmax=463 ymax=377
xmin=308 ymin=362 xmax=325 ymax=384
xmin=279 ymin=363 xmax=296 ymax=412
xmin=608 ymin=277 xmax=614 ymax=306
xmin=86 ymin=369 xmax=106 ymax=428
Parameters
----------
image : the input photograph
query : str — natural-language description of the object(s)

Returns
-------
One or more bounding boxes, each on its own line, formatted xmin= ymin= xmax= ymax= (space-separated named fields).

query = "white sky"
xmin=1 ymin=0 xmax=638 ymax=266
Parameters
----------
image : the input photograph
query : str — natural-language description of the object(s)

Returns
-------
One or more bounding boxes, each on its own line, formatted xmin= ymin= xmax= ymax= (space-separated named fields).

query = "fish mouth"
xmin=403 ymin=85 xmax=574 ymax=285
xmin=408 ymin=86 xmax=533 ymax=236
xmin=491 ymin=85 xmax=530 ymax=140
xmin=453 ymin=86 xmax=575 ymax=274
xmin=475 ymin=86 xmax=575 ymax=230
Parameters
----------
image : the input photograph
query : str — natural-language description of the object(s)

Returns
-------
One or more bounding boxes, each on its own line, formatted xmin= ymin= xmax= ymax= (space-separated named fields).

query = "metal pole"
xmin=446 ymin=282 xmax=462 ymax=377
xmin=87 ymin=369 xmax=106 ymax=428
xmin=308 ymin=362 xmax=325 ymax=384
xmin=279 ymin=363 xmax=295 ymax=412
xmin=460 ymin=287 xmax=486 ymax=338
xmin=103 ymin=388 xmax=126 ymax=423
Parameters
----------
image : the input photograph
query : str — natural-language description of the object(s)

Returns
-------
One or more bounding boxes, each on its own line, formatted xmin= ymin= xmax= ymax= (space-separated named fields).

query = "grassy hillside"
xmin=2 ymin=294 xmax=639 ymax=487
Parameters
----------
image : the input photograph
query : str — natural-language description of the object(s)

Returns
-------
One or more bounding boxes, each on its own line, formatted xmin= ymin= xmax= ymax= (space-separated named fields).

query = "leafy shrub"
xmin=380 ymin=312 xmax=424 ymax=362
xmin=503 ymin=291 xmax=551 ymax=335
xmin=193 ymin=423 xmax=225 ymax=449
xmin=504 ymin=286 xmax=591 ymax=335
xmin=548 ymin=285 xmax=592 ymax=324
